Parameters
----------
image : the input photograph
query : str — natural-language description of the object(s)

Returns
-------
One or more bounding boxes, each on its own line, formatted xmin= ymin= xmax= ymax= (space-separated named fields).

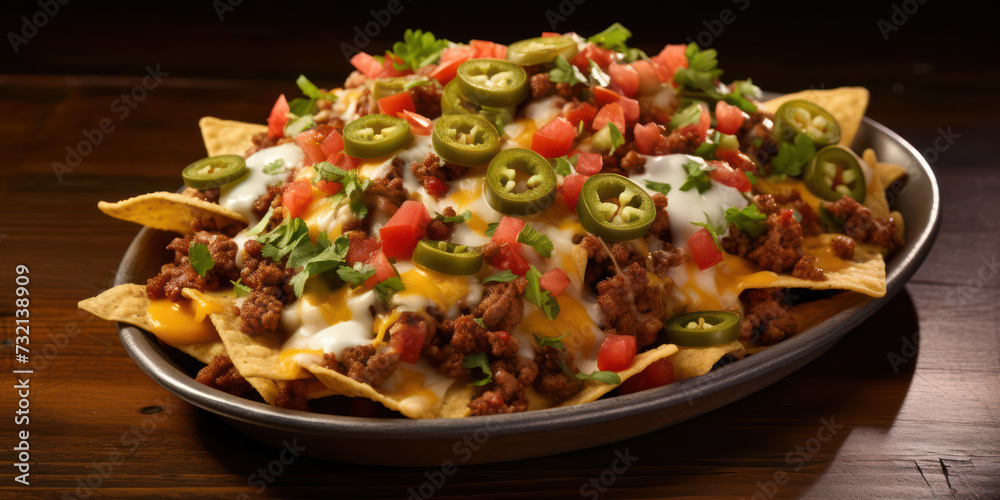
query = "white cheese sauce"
xmin=219 ymin=143 xmax=304 ymax=226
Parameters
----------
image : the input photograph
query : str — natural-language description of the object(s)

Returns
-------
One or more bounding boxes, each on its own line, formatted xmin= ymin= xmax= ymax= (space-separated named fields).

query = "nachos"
xmin=81 ymin=25 xmax=905 ymax=418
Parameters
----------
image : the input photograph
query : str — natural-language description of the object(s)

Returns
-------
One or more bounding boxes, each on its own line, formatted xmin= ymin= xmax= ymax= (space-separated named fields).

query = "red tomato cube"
xmin=687 ymin=227 xmax=723 ymax=271
xmin=377 ymin=91 xmax=415 ymax=117
xmin=282 ymin=180 xmax=314 ymax=220
xmin=561 ymin=173 xmax=588 ymax=212
xmin=617 ymin=358 xmax=674 ymax=394
xmin=379 ymin=200 xmax=431 ymax=259
xmin=530 ymin=117 xmax=577 ymax=158
xmin=267 ymin=94 xmax=290 ymax=140
xmin=597 ymin=334 xmax=637 ymax=372
xmin=539 ymin=268 xmax=571 ymax=297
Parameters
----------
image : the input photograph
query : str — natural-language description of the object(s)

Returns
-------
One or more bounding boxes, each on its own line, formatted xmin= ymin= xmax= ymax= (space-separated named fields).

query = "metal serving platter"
xmin=115 ymin=115 xmax=940 ymax=465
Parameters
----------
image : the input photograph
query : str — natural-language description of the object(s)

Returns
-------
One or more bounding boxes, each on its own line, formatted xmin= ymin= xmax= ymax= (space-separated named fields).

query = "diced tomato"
xmin=470 ymin=39 xmax=507 ymax=59
xmin=592 ymin=103 xmax=625 ymax=133
xmin=597 ymin=334 xmax=637 ymax=372
xmin=571 ymin=43 xmax=615 ymax=70
xmin=541 ymin=32 xmax=563 ymax=38
xmin=350 ymin=52 xmax=383 ymax=79
xmin=780 ymin=208 xmax=795 ymax=225
xmin=608 ymin=63 xmax=639 ymax=97
xmin=267 ymin=94 xmax=290 ymax=140
xmin=633 ymin=122 xmax=667 ymax=155
xmin=716 ymin=148 xmax=757 ymax=174
xmin=575 ymin=152 xmax=603 ymax=176
xmin=320 ymin=129 xmax=344 ymax=156
xmin=539 ymin=268 xmax=570 ymax=297
xmin=379 ymin=200 xmax=431 ymax=259
xmin=678 ymin=102 xmax=711 ymax=142
xmin=364 ymin=250 xmax=396 ymax=288
xmin=389 ymin=321 xmax=427 ymax=364
xmin=325 ymin=151 xmax=362 ymax=171
xmin=315 ymin=180 xmax=342 ymax=196
xmin=629 ymin=60 xmax=661 ymax=94
xmin=398 ymin=110 xmax=433 ymax=135
xmin=707 ymin=160 xmax=751 ymax=192
xmin=561 ymin=173 xmax=588 ymax=212
xmin=423 ymin=176 xmax=447 ymax=197
xmin=619 ymin=97 xmax=640 ymax=123
xmin=530 ymin=117 xmax=577 ymax=158
xmin=347 ymin=237 xmax=381 ymax=266
xmin=617 ymin=358 xmax=674 ymax=394
xmin=687 ymin=227 xmax=723 ymax=271
xmin=440 ymin=45 xmax=474 ymax=64
xmin=294 ymin=125 xmax=332 ymax=166
xmin=491 ymin=216 xmax=526 ymax=255
xmin=378 ymin=91 xmax=415 ymax=117
xmin=282 ymin=180 xmax=313 ymax=220
xmin=429 ymin=58 xmax=462 ymax=85
xmin=378 ymin=53 xmax=408 ymax=78
xmin=559 ymin=101 xmax=597 ymax=129
xmin=715 ymin=101 xmax=745 ymax=135
xmin=651 ymin=44 xmax=688 ymax=82
xmin=489 ymin=244 xmax=530 ymax=276
xmin=593 ymin=86 xmax=620 ymax=106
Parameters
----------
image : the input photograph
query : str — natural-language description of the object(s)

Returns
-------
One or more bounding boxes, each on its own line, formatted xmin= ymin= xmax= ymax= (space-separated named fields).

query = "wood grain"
xmin=1 ymin=40 xmax=998 ymax=500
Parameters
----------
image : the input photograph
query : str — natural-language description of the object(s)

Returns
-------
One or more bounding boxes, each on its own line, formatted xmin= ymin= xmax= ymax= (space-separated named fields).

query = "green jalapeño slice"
xmin=182 ymin=154 xmax=248 ymax=189
xmin=665 ymin=311 xmax=741 ymax=346
xmin=432 ymin=114 xmax=501 ymax=167
xmin=576 ymin=174 xmax=655 ymax=241
xmin=441 ymin=80 xmax=480 ymax=115
xmin=773 ymin=100 xmax=841 ymax=147
xmin=412 ymin=240 xmax=484 ymax=275
xmin=506 ymin=36 xmax=579 ymax=66
xmin=372 ymin=76 xmax=426 ymax=100
xmin=803 ymin=145 xmax=867 ymax=203
xmin=485 ymin=148 xmax=557 ymax=215
xmin=342 ymin=114 xmax=414 ymax=159
xmin=456 ymin=59 xmax=528 ymax=107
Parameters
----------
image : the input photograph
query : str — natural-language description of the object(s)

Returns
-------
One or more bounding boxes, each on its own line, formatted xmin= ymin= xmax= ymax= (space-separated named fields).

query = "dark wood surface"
xmin=1 ymin=4 xmax=999 ymax=498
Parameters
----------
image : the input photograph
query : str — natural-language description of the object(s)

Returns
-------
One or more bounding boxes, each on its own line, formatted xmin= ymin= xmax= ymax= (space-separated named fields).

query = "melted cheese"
xmin=380 ymin=360 xmax=456 ymax=415
xmin=219 ymin=143 xmax=304 ymax=225
xmin=394 ymin=267 xmax=481 ymax=318
xmin=145 ymin=298 xmax=222 ymax=346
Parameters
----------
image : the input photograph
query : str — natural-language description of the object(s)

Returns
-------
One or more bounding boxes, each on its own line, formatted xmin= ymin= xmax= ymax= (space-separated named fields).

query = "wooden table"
xmin=2 ymin=15 xmax=998 ymax=499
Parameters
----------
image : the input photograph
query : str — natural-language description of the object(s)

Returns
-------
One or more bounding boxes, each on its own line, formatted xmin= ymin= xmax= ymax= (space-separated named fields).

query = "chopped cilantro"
xmin=725 ymin=205 xmax=767 ymax=239
xmin=553 ymin=155 xmax=578 ymax=177
xmin=314 ymin=161 xmax=371 ymax=218
xmin=434 ymin=209 xmax=471 ymax=224
xmin=188 ymin=243 xmax=214 ymax=278
xmin=744 ymin=171 xmax=758 ymax=186
xmin=607 ymin=122 xmax=625 ymax=153
xmin=517 ymin=223 xmax=553 ymax=258
xmin=374 ymin=276 xmax=405 ymax=305
xmin=485 ymin=222 xmax=499 ymax=237
xmin=534 ymin=331 xmax=569 ymax=350
xmin=555 ymin=357 xmax=621 ymax=385
xmin=690 ymin=212 xmax=727 ymax=251
xmin=525 ymin=266 xmax=560 ymax=320
xmin=672 ymin=43 xmax=723 ymax=98
xmin=473 ymin=317 xmax=487 ymax=329
xmin=246 ymin=207 xmax=274 ymax=237
xmin=257 ymin=219 xmax=350 ymax=297
xmin=588 ymin=22 xmax=632 ymax=53
xmin=549 ymin=55 xmax=588 ymax=87
xmin=669 ymin=102 xmax=703 ymax=130
xmin=771 ymin=133 xmax=816 ymax=178
xmin=231 ymin=279 xmax=251 ymax=298
xmin=462 ymin=351 xmax=493 ymax=386
xmin=645 ymin=180 xmax=671 ymax=195
xmin=588 ymin=60 xmax=611 ymax=87
xmin=262 ymin=159 xmax=287 ymax=176
xmin=288 ymin=74 xmax=338 ymax=116
xmin=679 ymin=159 xmax=715 ymax=194
xmin=337 ymin=262 xmax=376 ymax=288
xmin=283 ymin=113 xmax=315 ymax=136
xmin=389 ymin=29 xmax=449 ymax=71
xmin=483 ymin=270 xmax=517 ymax=284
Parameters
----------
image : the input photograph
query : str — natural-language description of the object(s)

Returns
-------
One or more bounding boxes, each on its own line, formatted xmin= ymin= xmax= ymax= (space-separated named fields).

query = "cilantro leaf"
xmin=725 ymin=205 xmax=767 ymax=239
xmin=231 ymin=279 xmax=250 ymax=298
xmin=549 ymin=55 xmax=588 ymax=86
xmin=288 ymin=75 xmax=335 ymax=123
xmin=188 ymin=243 xmax=215 ymax=278
xmin=669 ymin=102 xmax=704 ymax=130
xmin=434 ymin=209 xmax=471 ymax=224
xmin=744 ymin=171 xmax=758 ymax=186
xmin=525 ymin=266 xmax=560 ymax=320
xmin=679 ymin=159 xmax=715 ymax=194
xmin=555 ymin=357 xmax=622 ymax=385
xmin=588 ymin=22 xmax=632 ymax=53
xmin=473 ymin=317 xmax=487 ymax=329
xmin=484 ymin=222 xmax=499 ymax=237
xmin=517 ymin=223 xmax=553 ymax=258
xmin=389 ymin=29 xmax=449 ymax=71
xmin=645 ymin=180 xmax=671 ymax=195
xmin=283 ymin=113 xmax=316 ymax=137
xmin=246 ymin=207 xmax=274 ymax=237
xmin=259 ymin=218 xmax=312 ymax=262
xmin=607 ymin=122 xmax=625 ymax=153
xmin=337 ymin=262 xmax=375 ymax=288
xmin=534 ymin=331 xmax=569 ymax=350
xmin=462 ymin=351 xmax=493 ymax=386
xmin=297 ymin=74 xmax=336 ymax=102
xmin=553 ymin=155 xmax=578 ymax=177
xmin=673 ymin=43 xmax=724 ymax=97
xmin=314 ymin=161 xmax=371 ymax=218
xmin=588 ymin=60 xmax=611 ymax=87
xmin=258 ymin=218 xmax=351 ymax=297
xmin=690 ymin=212 xmax=727 ymax=251
xmin=483 ymin=270 xmax=517 ymax=284
xmin=263 ymin=159 xmax=287 ymax=176
xmin=374 ymin=277 xmax=405 ymax=305
xmin=771 ymin=133 xmax=816 ymax=178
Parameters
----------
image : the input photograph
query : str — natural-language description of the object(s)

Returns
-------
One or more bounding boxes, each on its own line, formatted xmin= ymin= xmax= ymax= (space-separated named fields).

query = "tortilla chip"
xmin=761 ymin=87 xmax=869 ymax=148
xmin=199 ymin=116 xmax=267 ymax=157
xmin=559 ymin=343 xmax=679 ymax=407
xmin=861 ymin=149 xmax=891 ymax=218
xmin=98 ymin=192 xmax=247 ymax=235
xmin=670 ymin=340 xmax=746 ymax=380
xmin=767 ymin=251 xmax=886 ymax=297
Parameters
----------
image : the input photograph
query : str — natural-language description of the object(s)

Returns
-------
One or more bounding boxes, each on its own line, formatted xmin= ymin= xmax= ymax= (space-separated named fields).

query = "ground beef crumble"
xmin=721 ymin=194 xmax=824 ymax=280
xmin=410 ymin=82 xmax=443 ymax=118
xmin=596 ymin=262 xmax=665 ymax=349
xmin=645 ymin=193 xmax=671 ymax=242
xmin=824 ymin=195 xmax=900 ymax=249
xmin=275 ymin=380 xmax=312 ymax=411
xmin=322 ymin=344 xmax=400 ymax=389
xmin=237 ymin=239 xmax=294 ymax=337
xmin=830 ymin=235 xmax=856 ymax=259
xmin=426 ymin=206 xmax=458 ymax=241
xmin=473 ymin=277 xmax=527 ymax=333
xmin=363 ymin=157 xmax=409 ymax=218
xmin=740 ymin=289 xmax=797 ymax=345
xmin=146 ymin=231 xmax=240 ymax=301
xmin=195 ymin=355 xmax=251 ymax=397
xmin=533 ymin=347 xmax=584 ymax=400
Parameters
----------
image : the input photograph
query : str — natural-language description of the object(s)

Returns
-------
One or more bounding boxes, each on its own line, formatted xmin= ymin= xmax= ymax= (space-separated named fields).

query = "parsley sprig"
xmin=517 ymin=223 xmax=554 ymax=258
xmin=389 ymin=29 xmax=449 ymax=71
xmin=288 ymin=75 xmax=337 ymax=116
xmin=188 ymin=243 xmax=214 ymax=278
xmin=679 ymin=160 xmax=715 ymax=194
xmin=314 ymin=161 xmax=371 ymax=218
xmin=525 ymin=266 xmax=560 ymax=320
xmin=725 ymin=205 xmax=767 ymax=238
xmin=549 ymin=55 xmax=588 ymax=87
xmin=463 ymin=351 xmax=493 ymax=386
xmin=770 ymin=133 xmax=816 ymax=178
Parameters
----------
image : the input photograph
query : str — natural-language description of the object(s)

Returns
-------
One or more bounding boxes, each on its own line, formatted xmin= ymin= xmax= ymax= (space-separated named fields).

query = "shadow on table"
xmin=189 ymin=289 xmax=921 ymax=499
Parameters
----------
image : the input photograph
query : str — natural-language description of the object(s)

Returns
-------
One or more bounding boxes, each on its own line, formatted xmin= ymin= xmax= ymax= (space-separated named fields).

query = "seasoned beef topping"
xmin=323 ymin=344 xmax=401 ymax=389
xmin=473 ymin=277 xmax=527 ymax=332
xmin=722 ymin=194 xmax=824 ymax=280
xmin=740 ymin=289 xmax=797 ymax=345
xmin=195 ymin=355 xmax=251 ymax=397
xmin=596 ymin=262 xmax=664 ymax=348
xmin=824 ymin=195 xmax=900 ymax=249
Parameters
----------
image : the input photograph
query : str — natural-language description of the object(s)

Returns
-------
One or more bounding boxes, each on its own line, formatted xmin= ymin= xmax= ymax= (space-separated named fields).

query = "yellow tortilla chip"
xmin=98 ymin=192 xmax=247 ymax=235
xmin=199 ymin=116 xmax=268 ymax=157
xmin=559 ymin=343 xmax=679 ymax=407
xmin=761 ymin=87 xmax=869 ymax=147
xmin=671 ymin=340 xmax=746 ymax=380
xmin=766 ymin=251 xmax=885 ymax=297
